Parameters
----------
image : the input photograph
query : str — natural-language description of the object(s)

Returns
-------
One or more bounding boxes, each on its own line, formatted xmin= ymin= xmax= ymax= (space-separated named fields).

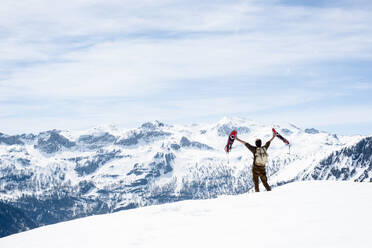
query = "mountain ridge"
xmin=0 ymin=118 xmax=370 ymax=237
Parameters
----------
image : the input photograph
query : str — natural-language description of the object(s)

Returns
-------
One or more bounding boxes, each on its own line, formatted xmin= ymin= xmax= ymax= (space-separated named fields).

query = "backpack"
xmin=255 ymin=147 xmax=268 ymax=166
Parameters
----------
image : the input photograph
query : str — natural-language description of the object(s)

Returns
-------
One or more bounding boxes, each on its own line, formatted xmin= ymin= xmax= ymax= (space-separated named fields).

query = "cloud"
xmin=249 ymin=104 xmax=372 ymax=131
xmin=4 ymin=28 xmax=372 ymax=99
xmin=1 ymin=0 xmax=372 ymax=134
xmin=346 ymin=82 xmax=372 ymax=90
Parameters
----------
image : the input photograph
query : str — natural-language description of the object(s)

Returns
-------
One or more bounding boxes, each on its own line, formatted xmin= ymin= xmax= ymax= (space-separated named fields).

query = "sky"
xmin=1 ymin=0 xmax=372 ymax=135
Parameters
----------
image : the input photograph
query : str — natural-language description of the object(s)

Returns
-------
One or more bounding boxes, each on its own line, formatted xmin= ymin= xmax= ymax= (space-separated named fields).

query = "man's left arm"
xmin=265 ymin=132 xmax=276 ymax=149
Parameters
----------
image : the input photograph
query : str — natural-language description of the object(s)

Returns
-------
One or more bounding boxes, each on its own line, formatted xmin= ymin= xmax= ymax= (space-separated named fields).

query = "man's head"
xmin=255 ymin=139 xmax=262 ymax=147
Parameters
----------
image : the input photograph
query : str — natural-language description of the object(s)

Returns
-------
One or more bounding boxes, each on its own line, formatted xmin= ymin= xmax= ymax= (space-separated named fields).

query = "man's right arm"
xmin=235 ymin=137 xmax=247 ymax=145
xmin=236 ymin=137 xmax=255 ymax=153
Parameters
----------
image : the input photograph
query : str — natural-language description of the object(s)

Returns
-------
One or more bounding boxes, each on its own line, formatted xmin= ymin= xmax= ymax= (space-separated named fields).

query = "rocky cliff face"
xmin=0 ymin=201 xmax=37 ymax=237
xmin=302 ymin=137 xmax=372 ymax=182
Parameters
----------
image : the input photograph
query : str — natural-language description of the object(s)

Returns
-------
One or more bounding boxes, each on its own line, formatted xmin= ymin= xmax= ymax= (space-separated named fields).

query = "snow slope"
xmin=1 ymin=181 xmax=371 ymax=248
xmin=1 ymin=117 xmax=371 ymax=237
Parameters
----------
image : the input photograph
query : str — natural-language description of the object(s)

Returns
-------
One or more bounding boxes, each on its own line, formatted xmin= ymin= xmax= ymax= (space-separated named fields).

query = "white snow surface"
xmin=1 ymin=181 xmax=371 ymax=248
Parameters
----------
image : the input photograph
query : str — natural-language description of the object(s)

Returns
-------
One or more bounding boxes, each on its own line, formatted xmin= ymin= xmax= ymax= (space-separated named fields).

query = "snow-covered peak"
xmin=215 ymin=116 xmax=262 ymax=128
xmin=0 ymin=118 xmax=370 ymax=238
xmin=140 ymin=120 xmax=168 ymax=130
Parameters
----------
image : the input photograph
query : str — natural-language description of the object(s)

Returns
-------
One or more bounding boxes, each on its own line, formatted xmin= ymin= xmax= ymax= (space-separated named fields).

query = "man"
xmin=236 ymin=132 xmax=276 ymax=192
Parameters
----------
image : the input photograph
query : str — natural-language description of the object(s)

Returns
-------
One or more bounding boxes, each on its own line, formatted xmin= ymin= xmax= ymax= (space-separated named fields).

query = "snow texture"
xmin=0 ymin=117 xmax=370 ymax=237
xmin=1 ymin=181 xmax=371 ymax=248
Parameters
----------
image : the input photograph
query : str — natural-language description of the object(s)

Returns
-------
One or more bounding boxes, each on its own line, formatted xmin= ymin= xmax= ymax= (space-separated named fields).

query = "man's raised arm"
xmin=268 ymin=132 xmax=276 ymax=143
xmin=236 ymin=136 xmax=255 ymax=153
xmin=264 ymin=132 xmax=277 ymax=149
xmin=235 ymin=136 xmax=247 ymax=145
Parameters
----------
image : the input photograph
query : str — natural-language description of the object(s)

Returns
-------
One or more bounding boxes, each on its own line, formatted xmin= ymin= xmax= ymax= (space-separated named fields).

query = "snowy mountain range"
xmin=0 ymin=117 xmax=371 ymax=237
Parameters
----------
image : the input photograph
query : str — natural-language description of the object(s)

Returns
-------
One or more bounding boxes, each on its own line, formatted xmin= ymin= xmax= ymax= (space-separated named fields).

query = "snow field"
xmin=1 ymin=181 xmax=371 ymax=248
